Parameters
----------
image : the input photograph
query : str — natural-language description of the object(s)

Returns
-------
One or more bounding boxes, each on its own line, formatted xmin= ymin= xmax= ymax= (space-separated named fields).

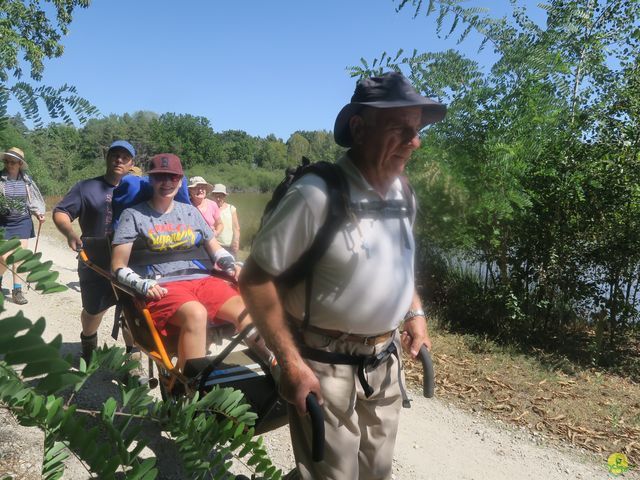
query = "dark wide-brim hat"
xmin=334 ymin=72 xmax=447 ymax=147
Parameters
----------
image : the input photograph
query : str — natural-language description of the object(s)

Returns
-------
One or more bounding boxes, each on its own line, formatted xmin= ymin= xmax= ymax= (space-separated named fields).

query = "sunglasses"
xmin=150 ymin=173 xmax=182 ymax=183
xmin=3 ymin=159 xmax=20 ymax=165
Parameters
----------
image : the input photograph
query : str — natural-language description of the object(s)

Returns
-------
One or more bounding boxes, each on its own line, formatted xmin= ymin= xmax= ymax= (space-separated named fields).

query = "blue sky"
xmin=13 ymin=1 xmax=544 ymax=140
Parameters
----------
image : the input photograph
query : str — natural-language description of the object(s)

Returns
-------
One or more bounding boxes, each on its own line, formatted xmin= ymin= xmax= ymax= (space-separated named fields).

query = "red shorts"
xmin=146 ymin=276 xmax=239 ymax=336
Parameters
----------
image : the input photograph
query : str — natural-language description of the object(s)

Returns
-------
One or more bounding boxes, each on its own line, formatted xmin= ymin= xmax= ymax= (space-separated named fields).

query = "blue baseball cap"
xmin=108 ymin=140 xmax=136 ymax=158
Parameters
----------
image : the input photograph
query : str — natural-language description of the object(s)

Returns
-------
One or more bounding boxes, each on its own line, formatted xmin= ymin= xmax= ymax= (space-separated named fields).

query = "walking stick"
xmin=26 ymin=219 xmax=43 ymax=292
xmin=34 ymin=219 xmax=42 ymax=254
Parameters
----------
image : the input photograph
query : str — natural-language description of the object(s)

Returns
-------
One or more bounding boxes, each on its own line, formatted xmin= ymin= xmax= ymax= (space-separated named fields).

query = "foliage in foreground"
xmin=0 ymin=238 xmax=279 ymax=479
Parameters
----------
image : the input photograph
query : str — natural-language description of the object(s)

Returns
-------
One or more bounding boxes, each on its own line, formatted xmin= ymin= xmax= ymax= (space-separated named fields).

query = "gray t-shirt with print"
xmin=113 ymin=201 xmax=213 ymax=281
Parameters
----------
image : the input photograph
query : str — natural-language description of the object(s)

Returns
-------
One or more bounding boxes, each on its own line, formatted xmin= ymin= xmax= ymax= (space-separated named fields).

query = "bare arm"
xmin=239 ymin=257 xmax=323 ymax=415
xmin=231 ymin=207 xmax=240 ymax=254
xmin=111 ymin=242 xmax=134 ymax=273
xmin=400 ymin=289 xmax=432 ymax=357
xmin=53 ymin=211 xmax=82 ymax=251
xmin=214 ymin=216 xmax=224 ymax=236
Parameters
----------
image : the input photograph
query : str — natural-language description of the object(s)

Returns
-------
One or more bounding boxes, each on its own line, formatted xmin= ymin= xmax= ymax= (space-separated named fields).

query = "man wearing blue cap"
xmin=53 ymin=140 xmax=136 ymax=362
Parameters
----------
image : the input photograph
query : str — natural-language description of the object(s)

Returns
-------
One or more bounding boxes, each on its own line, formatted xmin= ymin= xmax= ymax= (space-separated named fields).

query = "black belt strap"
xmin=298 ymin=337 xmax=411 ymax=407
xmin=299 ymin=342 xmax=398 ymax=398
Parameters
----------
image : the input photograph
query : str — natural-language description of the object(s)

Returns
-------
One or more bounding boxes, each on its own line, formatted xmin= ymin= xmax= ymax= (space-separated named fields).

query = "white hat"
xmin=188 ymin=176 xmax=213 ymax=194
xmin=212 ymin=183 xmax=227 ymax=195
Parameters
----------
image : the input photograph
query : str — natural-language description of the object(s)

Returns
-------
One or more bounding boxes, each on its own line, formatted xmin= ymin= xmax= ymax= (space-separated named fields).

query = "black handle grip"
xmin=419 ymin=345 xmax=435 ymax=398
xmin=306 ymin=393 xmax=325 ymax=462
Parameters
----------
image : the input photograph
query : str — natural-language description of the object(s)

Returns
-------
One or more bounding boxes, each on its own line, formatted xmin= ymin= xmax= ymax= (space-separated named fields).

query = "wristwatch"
xmin=404 ymin=309 xmax=426 ymax=322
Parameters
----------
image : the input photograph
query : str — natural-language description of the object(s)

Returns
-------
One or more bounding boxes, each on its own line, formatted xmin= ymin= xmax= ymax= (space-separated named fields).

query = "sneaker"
xmin=11 ymin=289 xmax=27 ymax=305
xmin=80 ymin=332 xmax=98 ymax=363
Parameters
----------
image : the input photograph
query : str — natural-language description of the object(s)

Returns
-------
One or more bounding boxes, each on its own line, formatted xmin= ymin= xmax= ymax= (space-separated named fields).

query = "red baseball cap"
xmin=147 ymin=153 xmax=184 ymax=176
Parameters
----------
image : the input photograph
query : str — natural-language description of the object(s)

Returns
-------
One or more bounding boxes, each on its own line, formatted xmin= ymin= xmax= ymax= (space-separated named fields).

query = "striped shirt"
xmin=3 ymin=178 xmax=29 ymax=220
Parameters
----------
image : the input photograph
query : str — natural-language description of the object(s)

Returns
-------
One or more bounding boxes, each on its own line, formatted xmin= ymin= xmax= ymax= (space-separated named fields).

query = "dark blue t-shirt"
xmin=54 ymin=176 xmax=117 ymax=238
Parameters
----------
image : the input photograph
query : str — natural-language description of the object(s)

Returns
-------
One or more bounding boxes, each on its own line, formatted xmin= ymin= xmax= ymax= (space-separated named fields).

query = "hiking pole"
xmin=33 ymin=219 xmax=42 ymax=254
xmin=26 ymin=219 xmax=43 ymax=291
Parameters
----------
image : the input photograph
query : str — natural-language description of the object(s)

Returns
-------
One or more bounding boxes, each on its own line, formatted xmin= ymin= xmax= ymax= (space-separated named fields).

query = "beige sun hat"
xmin=211 ymin=183 xmax=227 ymax=195
xmin=3 ymin=147 xmax=27 ymax=170
xmin=188 ymin=176 xmax=214 ymax=194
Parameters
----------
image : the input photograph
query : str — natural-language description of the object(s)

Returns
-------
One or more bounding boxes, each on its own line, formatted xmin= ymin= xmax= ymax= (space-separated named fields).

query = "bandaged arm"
xmin=111 ymin=241 xmax=157 ymax=296
xmin=115 ymin=267 xmax=158 ymax=296
xmin=213 ymin=247 xmax=236 ymax=272
xmin=204 ymin=236 xmax=238 ymax=276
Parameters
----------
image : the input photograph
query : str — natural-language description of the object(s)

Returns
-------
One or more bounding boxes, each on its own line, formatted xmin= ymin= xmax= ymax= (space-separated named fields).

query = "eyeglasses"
xmin=3 ymin=159 xmax=20 ymax=165
xmin=150 ymin=173 xmax=182 ymax=183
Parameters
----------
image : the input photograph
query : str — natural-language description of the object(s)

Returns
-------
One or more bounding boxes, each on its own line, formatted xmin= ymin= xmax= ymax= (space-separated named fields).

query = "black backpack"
xmin=258 ymin=157 xmax=416 ymax=328
xmin=260 ymin=157 xmax=351 ymax=289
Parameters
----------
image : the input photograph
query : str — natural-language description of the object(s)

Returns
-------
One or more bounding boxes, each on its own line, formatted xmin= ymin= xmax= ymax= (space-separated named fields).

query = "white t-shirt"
xmin=251 ymin=154 xmax=415 ymax=335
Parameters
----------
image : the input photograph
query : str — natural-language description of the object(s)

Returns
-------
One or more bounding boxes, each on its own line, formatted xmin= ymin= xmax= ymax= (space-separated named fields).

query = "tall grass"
xmin=228 ymin=192 xmax=270 ymax=250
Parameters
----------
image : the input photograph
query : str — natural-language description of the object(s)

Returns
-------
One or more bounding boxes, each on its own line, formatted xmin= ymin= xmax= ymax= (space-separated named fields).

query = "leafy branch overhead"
xmin=0 ymin=0 xmax=98 ymax=126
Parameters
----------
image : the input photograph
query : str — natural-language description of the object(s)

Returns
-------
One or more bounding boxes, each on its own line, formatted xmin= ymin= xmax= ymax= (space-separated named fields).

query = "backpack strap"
xmin=274 ymin=161 xmax=350 ymax=330
xmin=398 ymin=174 xmax=417 ymax=225
xmin=276 ymin=161 xmax=350 ymax=288
xmin=397 ymin=175 xmax=417 ymax=249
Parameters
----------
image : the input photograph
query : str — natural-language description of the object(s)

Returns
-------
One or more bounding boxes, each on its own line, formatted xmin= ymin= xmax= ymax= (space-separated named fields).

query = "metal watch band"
xmin=404 ymin=309 xmax=426 ymax=322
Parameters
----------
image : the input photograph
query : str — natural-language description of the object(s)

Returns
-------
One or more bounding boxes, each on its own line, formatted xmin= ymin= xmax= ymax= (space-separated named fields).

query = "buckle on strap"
xmin=297 ymin=342 xmax=398 ymax=398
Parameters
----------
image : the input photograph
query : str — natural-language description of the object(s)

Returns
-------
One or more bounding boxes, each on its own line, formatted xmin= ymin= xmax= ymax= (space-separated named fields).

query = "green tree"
xmin=286 ymin=132 xmax=310 ymax=165
xmin=255 ymin=134 xmax=288 ymax=169
xmin=354 ymin=0 xmax=640 ymax=363
xmin=217 ymin=130 xmax=259 ymax=166
xmin=293 ymin=130 xmax=343 ymax=163
xmin=0 ymin=0 xmax=98 ymax=126
xmin=150 ymin=113 xmax=221 ymax=168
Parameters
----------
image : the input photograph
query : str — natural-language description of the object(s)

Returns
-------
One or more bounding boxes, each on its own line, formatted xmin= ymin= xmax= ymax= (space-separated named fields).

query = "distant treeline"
xmin=0 ymin=111 xmax=345 ymax=194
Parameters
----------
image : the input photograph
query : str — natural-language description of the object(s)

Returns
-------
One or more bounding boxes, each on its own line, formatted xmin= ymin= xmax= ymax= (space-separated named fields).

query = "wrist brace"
xmin=115 ymin=267 xmax=157 ymax=296
xmin=213 ymin=248 xmax=235 ymax=272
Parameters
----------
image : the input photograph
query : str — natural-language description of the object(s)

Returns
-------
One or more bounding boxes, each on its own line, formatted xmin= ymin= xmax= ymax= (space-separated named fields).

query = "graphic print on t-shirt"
xmin=104 ymin=192 xmax=113 ymax=235
xmin=147 ymin=222 xmax=202 ymax=251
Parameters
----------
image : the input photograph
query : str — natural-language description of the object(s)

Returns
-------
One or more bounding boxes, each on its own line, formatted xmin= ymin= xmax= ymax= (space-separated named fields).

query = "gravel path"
xmin=0 ymin=234 xmax=618 ymax=479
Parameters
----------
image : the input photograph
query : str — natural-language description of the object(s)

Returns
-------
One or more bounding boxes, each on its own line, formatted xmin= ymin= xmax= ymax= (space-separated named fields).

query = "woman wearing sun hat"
xmin=188 ymin=176 xmax=223 ymax=236
xmin=212 ymin=183 xmax=240 ymax=256
xmin=0 ymin=147 xmax=46 ymax=304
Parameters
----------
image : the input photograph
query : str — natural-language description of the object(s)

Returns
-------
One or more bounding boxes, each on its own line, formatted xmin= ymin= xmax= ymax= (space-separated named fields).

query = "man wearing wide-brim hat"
xmin=241 ymin=72 xmax=446 ymax=479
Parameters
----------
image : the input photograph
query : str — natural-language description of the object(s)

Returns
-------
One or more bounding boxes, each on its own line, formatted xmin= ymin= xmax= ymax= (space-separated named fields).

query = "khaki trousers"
xmin=289 ymin=330 xmax=403 ymax=480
